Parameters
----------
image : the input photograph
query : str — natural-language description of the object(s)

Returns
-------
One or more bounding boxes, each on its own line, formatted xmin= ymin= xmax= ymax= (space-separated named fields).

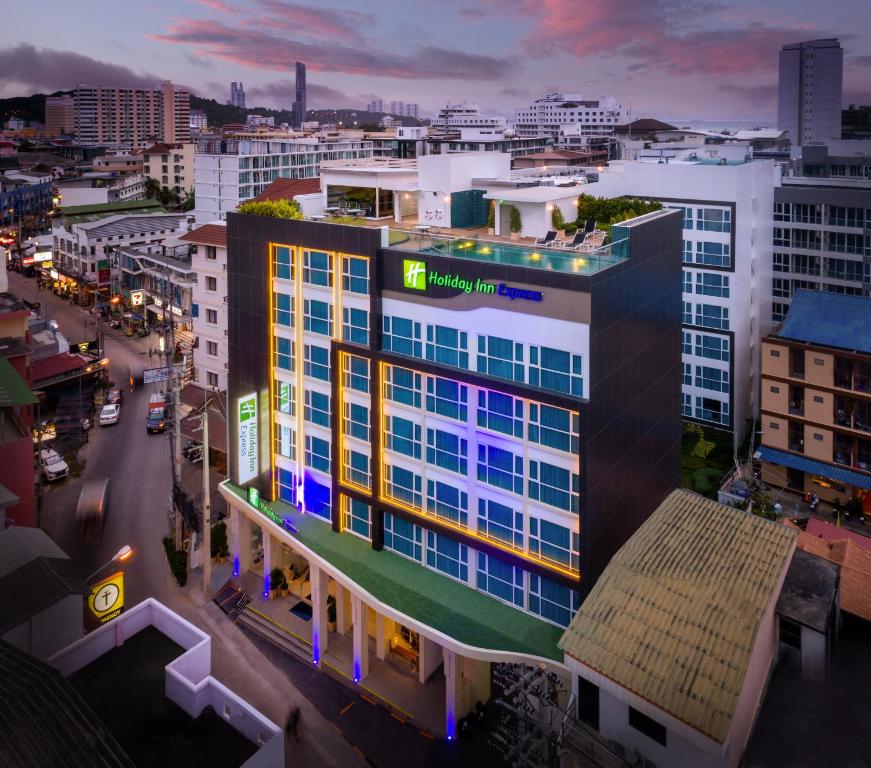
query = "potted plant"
xmin=486 ymin=201 xmax=495 ymax=236
xmin=327 ymin=594 xmax=337 ymax=632
xmin=269 ymin=567 xmax=284 ymax=599
xmin=509 ymin=206 xmax=522 ymax=241
xmin=551 ymin=206 xmax=565 ymax=239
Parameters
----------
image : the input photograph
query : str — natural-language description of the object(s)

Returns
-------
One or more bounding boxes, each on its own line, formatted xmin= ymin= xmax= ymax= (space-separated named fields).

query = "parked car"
xmin=76 ymin=478 xmax=109 ymax=540
xmin=99 ymin=404 xmax=121 ymax=426
xmin=146 ymin=407 xmax=170 ymax=434
xmin=39 ymin=448 xmax=69 ymax=481
xmin=105 ymin=388 xmax=123 ymax=405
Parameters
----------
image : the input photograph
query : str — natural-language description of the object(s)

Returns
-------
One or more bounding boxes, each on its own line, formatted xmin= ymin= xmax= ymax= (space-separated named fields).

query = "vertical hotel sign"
xmin=238 ymin=393 xmax=258 ymax=484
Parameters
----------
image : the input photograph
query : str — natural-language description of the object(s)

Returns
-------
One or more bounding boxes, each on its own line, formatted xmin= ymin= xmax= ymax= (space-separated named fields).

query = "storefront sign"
xmin=402 ymin=259 xmax=543 ymax=302
xmin=33 ymin=251 xmax=52 ymax=263
xmin=130 ymin=291 xmax=144 ymax=306
xmin=237 ymin=393 xmax=258 ymax=484
xmin=49 ymin=269 xmax=59 ymax=280
xmin=31 ymin=423 xmax=57 ymax=443
xmin=89 ymin=571 xmax=124 ymax=623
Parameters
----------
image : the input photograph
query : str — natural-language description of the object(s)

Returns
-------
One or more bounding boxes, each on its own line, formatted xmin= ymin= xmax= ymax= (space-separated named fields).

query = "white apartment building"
xmin=514 ymin=93 xmax=629 ymax=154
xmin=590 ymin=151 xmax=777 ymax=445
xmin=430 ymin=103 xmax=506 ymax=133
xmin=142 ymin=142 xmax=196 ymax=195
xmin=56 ymin=172 xmax=147 ymax=207
xmin=193 ymin=134 xmax=373 ymax=223
xmin=180 ymin=223 xmax=229 ymax=391
xmin=778 ymin=38 xmax=843 ymax=145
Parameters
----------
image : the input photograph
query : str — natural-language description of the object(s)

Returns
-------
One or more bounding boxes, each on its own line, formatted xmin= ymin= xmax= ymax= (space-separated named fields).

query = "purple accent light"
xmin=262 ymin=574 xmax=270 ymax=599
xmin=233 ymin=555 xmax=240 ymax=577
xmin=312 ymin=635 xmax=320 ymax=666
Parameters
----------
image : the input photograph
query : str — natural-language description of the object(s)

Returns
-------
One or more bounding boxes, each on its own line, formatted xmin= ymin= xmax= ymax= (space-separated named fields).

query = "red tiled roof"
xmin=805 ymin=518 xmax=871 ymax=551
xmin=251 ymin=177 xmax=321 ymax=203
xmin=29 ymin=353 xmax=87 ymax=384
xmin=180 ymin=407 xmax=226 ymax=452
xmin=179 ymin=224 xmax=227 ymax=248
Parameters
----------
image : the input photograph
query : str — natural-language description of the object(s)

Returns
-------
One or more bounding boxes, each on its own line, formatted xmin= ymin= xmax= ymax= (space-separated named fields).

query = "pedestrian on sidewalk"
xmin=285 ymin=706 xmax=300 ymax=742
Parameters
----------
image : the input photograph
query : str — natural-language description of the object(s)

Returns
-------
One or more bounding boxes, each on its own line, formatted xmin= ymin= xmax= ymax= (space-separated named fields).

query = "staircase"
xmin=236 ymin=606 xmax=313 ymax=662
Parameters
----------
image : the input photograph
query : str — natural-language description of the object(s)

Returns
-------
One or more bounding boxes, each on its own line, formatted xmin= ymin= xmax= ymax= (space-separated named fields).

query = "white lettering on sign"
xmin=238 ymin=393 xmax=258 ymax=483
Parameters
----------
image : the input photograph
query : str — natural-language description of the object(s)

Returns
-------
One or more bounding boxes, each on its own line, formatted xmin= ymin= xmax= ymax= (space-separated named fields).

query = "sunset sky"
xmin=3 ymin=0 xmax=870 ymax=122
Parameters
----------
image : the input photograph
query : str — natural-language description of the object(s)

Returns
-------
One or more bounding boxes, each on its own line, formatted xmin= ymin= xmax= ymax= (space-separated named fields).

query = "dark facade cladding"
xmin=226 ymin=211 xmax=682 ymax=594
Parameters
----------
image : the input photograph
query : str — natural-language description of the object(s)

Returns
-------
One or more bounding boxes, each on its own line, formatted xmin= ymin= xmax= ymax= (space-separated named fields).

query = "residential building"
xmin=52 ymin=212 xmax=186 ymax=302
xmin=193 ymin=133 xmax=372 ymax=222
xmin=366 ymin=98 xmax=384 ymax=113
xmin=758 ymin=289 xmax=871 ymax=515
xmin=73 ymin=81 xmax=191 ymax=145
xmin=142 ymin=141 xmax=196 ymax=195
xmin=218 ymin=206 xmax=682 ymax=735
xmin=390 ymin=101 xmax=420 ymax=119
xmin=229 ymin=81 xmax=246 ymax=109
xmin=778 ymin=38 xmax=843 ymax=145
xmin=380 ymin=115 xmax=400 ymax=130
xmin=190 ymin=108 xmax=208 ymax=134
xmin=514 ymin=93 xmax=630 ymax=158
xmin=560 ymin=488 xmax=796 ymax=768
xmin=246 ymin=114 xmax=274 ymax=127
xmin=92 ymin=153 xmax=143 ymax=175
xmin=44 ymin=95 xmax=75 ymax=136
xmin=590 ymin=153 xmax=778 ymax=445
xmin=0 ymin=170 xmax=53 ymax=228
xmin=291 ymin=62 xmax=306 ymax=129
xmin=118 ymin=246 xmax=196 ymax=333
xmin=427 ymin=128 xmax=549 ymax=160
xmin=7 ymin=598 xmax=282 ymax=766
xmin=771 ymin=140 xmax=871 ymax=324
xmin=512 ymin=149 xmax=609 ymax=170
xmin=430 ymin=103 xmax=506 ymax=134
xmin=180 ymin=222 xmax=229 ymax=391
xmin=56 ymin=172 xmax=147 ymax=207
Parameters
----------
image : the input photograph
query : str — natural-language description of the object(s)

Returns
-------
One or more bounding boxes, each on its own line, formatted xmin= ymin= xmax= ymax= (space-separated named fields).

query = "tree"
xmin=487 ymin=201 xmax=495 ymax=229
xmin=181 ymin=190 xmax=195 ymax=212
xmin=144 ymin=177 xmax=161 ymax=200
xmin=237 ymin=199 xmax=303 ymax=219
xmin=509 ymin=206 xmax=522 ymax=233
xmin=551 ymin=205 xmax=565 ymax=231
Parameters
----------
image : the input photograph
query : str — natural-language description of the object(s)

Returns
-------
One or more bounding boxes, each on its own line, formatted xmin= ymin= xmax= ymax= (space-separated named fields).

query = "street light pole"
xmin=202 ymin=392 xmax=211 ymax=599
xmin=86 ymin=545 xmax=134 ymax=583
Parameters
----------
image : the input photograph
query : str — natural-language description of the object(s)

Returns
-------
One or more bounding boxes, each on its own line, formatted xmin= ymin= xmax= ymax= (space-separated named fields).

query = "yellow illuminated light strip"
xmin=268 ymin=244 xmax=277 ymax=501
xmin=294 ymin=245 xmax=305 ymax=501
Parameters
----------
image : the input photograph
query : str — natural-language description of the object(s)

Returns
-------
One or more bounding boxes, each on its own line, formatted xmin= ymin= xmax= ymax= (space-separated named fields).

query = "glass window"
xmin=696 ymin=208 xmax=731 ymax=232
xmin=274 ymin=336 xmax=294 ymax=371
xmin=276 ymin=467 xmax=297 ymax=505
xmin=529 ymin=346 xmax=583 ymax=397
xmin=694 ymin=334 xmax=729 ymax=362
xmin=343 ymin=449 xmax=370 ymax=489
xmin=695 ymin=396 xmax=729 ymax=425
xmin=274 ymin=422 xmax=294 ymax=459
xmin=477 ymin=390 xmax=523 ymax=437
xmin=273 ymin=245 xmax=292 ymax=280
xmin=425 ymin=377 xmax=468 ymax=421
xmin=274 ymin=292 xmax=293 ymax=327
xmin=343 ymin=354 xmax=369 ymax=393
xmin=528 ymin=403 xmax=579 ymax=454
xmin=477 ymin=498 xmax=523 ymax=549
xmin=695 ymin=303 xmax=729 ymax=330
xmin=529 ymin=517 xmax=579 ymax=572
xmin=694 ymin=241 xmax=731 ymax=268
xmin=385 ymin=465 xmax=422 ymax=508
xmin=303 ymin=344 xmax=330 ymax=381
xmin=426 ymin=480 xmax=468 ymax=527
xmin=477 ymin=335 xmax=521 ymax=381
xmin=682 ymin=331 xmax=692 ymax=356
xmin=682 ymin=392 xmax=692 ymax=416
xmin=695 ymin=365 xmax=729 ymax=393
xmin=382 ymin=316 xmax=422 ymax=358
xmin=477 ymin=444 xmax=524 ymax=495
xmin=304 ymin=434 xmax=330 ymax=473
xmin=274 ymin=379 xmax=294 ymax=415
xmin=384 ymin=512 xmax=422 ymax=561
xmin=303 ymin=299 xmax=332 ymax=337
xmin=385 ymin=415 xmax=421 ymax=459
xmin=342 ymin=255 xmax=369 ymax=294
xmin=342 ymin=307 xmax=369 ymax=345
xmin=342 ymin=497 xmax=370 ymax=540
xmin=425 ymin=428 xmax=468 ymax=475
xmin=682 ymin=301 xmax=693 ymax=324
xmin=303 ymin=250 xmax=332 ymax=286
xmin=426 ymin=531 xmax=468 ymax=582
xmin=427 ymin=324 xmax=469 ymax=369
xmin=477 ymin=552 xmax=523 ymax=607
xmin=529 ymin=573 xmax=580 ymax=627
xmin=529 ymin=460 xmax=579 ymax=513
xmin=384 ymin=365 xmax=422 ymax=408
xmin=695 ymin=272 xmax=729 ymax=297
xmin=304 ymin=389 xmax=330 ymax=427
xmin=773 ymin=252 xmax=789 ymax=273
xmin=682 ymin=269 xmax=692 ymax=294
xmin=343 ymin=401 xmax=369 ymax=441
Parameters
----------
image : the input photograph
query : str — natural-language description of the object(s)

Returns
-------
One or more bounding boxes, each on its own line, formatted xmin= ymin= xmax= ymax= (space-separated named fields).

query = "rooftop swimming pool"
xmin=387 ymin=230 xmax=629 ymax=276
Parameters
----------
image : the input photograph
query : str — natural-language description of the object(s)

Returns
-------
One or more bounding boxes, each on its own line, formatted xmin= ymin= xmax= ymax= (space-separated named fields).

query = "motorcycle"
xmin=137 ymin=325 xmax=150 ymax=337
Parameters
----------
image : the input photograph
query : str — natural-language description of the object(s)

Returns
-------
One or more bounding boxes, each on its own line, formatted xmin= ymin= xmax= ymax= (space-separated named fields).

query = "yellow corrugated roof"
xmin=559 ymin=489 xmax=796 ymax=744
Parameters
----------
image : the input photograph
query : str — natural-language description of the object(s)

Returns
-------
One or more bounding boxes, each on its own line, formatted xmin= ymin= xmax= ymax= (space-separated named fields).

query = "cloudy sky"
xmin=2 ymin=0 xmax=870 ymax=122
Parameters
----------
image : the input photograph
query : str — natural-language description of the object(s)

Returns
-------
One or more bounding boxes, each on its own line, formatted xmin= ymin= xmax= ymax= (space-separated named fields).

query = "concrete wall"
xmin=801 ymin=626 xmax=828 ymax=683
xmin=0 ymin=430 xmax=36 ymax=527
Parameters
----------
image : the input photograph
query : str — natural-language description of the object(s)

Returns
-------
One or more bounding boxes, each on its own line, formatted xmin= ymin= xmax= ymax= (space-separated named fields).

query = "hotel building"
xmin=759 ymin=289 xmax=871 ymax=515
xmin=219 ymin=209 xmax=682 ymax=735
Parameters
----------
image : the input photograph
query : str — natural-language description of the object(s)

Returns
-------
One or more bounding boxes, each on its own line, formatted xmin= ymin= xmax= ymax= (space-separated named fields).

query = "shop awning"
xmin=757 ymin=446 xmax=871 ymax=491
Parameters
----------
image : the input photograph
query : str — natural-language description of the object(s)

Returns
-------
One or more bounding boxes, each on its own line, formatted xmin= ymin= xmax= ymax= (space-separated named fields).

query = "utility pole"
xmin=162 ymin=267 xmax=183 ymax=549
xmin=202 ymin=391 xmax=211 ymax=599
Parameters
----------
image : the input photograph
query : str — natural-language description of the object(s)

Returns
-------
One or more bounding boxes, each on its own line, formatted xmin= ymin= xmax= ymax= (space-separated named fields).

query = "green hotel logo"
xmin=403 ymin=259 xmax=427 ymax=290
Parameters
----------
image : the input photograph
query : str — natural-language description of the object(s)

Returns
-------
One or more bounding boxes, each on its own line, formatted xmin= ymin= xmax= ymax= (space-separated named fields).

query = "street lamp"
xmin=86 ymin=545 xmax=135 ymax=583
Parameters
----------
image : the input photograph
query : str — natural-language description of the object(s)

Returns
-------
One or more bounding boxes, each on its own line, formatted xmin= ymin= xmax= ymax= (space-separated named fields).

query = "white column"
xmin=352 ymin=594 xmax=370 ymax=681
xmin=418 ymin=634 xmax=442 ymax=684
xmin=335 ymin=584 xmax=351 ymax=635
xmin=310 ymin=564 xmax=328 ymax=666
xmin=230 ymin=509 xmax=251 ymax=577
xmin=443 ymin=648 xmax=460 ymax=741
xmin=375 ymin=613 xmax=391 ymax=660
xmin=260 ymin=528 xmax=272 ymax=599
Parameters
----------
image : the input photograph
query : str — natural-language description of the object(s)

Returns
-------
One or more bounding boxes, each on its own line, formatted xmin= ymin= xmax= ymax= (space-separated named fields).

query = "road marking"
xmin=360 ymin=694 xmax=378 ymax=706
xmin=330 ymin=721 xmax=342 ymax=736
xmin=353 ymin=747 xmax=366 ymax=760
xmin=390 ymin=712 xmax=406 ymax=724
xmin=420 ymin=730 xmax=435 ymax=740
xmin=339 ymin=702 xmax=355 ymax=716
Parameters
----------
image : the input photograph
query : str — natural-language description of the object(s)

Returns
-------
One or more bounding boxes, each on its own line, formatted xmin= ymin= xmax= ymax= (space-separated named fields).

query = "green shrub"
xmin=575 ymin=195 xmax=662 ymax=228
xmin=487 ymin=201 xmax=495 ymax=229
xmin=327 ymin=594 xmax=337 ymax=624
xmin=269 ymin=567 xmax=284 ymax=591
xmin=163 ymin=537 xmax=188 ymax=587
xmin=211 ymin=521 xmax=228 ymax=558
xmin=565 ymin=222 xmax=578 ymax=235
xmin=237 ymin=199 xmax=303 ymax=219
xmin=551 ymin=206 xmax=565 ymax=230
xmin=509 ymin=206 xmax=522 ymax=233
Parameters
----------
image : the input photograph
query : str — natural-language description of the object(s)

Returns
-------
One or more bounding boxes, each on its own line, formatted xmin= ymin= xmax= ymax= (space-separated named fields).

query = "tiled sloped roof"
xmin=559 ymin=489 xmax=796 ymax=744
xmin=0 ymin=557 xmax=89 ymax=633
xmin=805 ymin=517 xmax=871 ymax=551
xmin=178 ymin=223 xmax=226 ymax=248
xmin=29 ymin=353 xmax=87 ymax=384
xmin=250 ymin=177 xmax=320 ymax=202
xmin=779 ymin=289 xmax=871 ymax=354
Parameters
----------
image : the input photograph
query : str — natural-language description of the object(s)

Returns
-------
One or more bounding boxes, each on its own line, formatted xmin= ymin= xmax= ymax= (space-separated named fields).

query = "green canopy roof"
xmin=0 ymin=358 xmax=37 ymax=407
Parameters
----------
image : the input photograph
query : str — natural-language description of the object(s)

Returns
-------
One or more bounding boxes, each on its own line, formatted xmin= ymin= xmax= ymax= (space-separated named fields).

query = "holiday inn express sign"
xmin=403 ymin=259 xmax=544 ymax=302
xmin=237 ymin=393 xmax=258 ymax=484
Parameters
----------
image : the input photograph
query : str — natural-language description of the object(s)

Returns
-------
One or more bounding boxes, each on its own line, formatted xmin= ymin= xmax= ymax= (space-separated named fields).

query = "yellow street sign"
xmin=89 ymin=571 xmax=124 ymax=623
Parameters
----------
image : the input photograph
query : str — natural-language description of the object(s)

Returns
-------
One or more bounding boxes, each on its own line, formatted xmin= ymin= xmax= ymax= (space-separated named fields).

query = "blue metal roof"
xmin=779 ymin=290 xmax=871 ymax=355
xmin=757 ymin=446 xmax=871 ymax=491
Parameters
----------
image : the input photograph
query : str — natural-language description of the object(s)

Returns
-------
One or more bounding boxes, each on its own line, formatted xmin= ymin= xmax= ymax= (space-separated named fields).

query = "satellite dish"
xmin=502 ymin=128 xmax=516 ymax=139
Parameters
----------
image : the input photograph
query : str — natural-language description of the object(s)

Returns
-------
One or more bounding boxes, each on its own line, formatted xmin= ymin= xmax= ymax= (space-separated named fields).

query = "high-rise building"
xmin=218 ymin=207 xmax=682 ymax=736
xmin=777 ymin=38 xmax=843 ymax=145
xmin=190 ymin=109 xmax=208 ymax=133
xmin=230 ymin=81 xmax=246 ymax=109
xmin=291 ymin=62 xmax=307 ymax=128
xmin=366 ymin=99 xmax=384 ymax=113
xmin=44 ymin=95 xmax=75 ymax=136
xmin=73 ymin=82 xmax=191 ymax=145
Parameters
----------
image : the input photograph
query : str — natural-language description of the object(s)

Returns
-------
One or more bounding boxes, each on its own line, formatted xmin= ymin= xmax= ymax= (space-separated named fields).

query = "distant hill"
xmin=0 ymin=91 xmax=70 ymax=125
